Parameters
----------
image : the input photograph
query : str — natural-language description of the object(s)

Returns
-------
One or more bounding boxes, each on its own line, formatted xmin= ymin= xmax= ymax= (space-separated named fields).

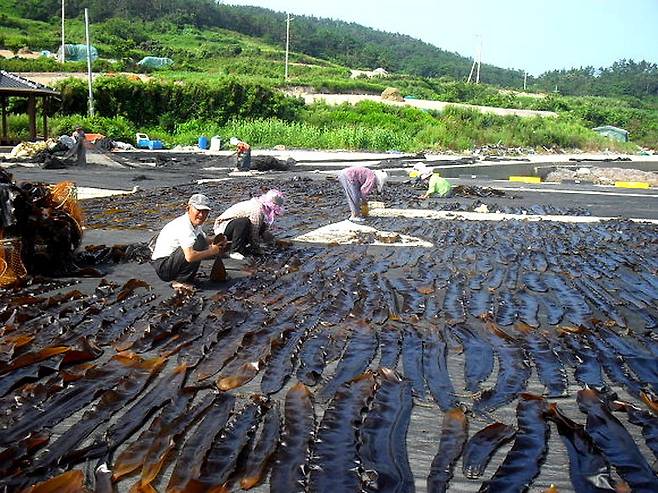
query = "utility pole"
xmin=84 ymin=8 xmax=94 ymax=116
xmin=523 ymin=71 xmax=527 ymax=91
xmin=467 ymin=35 xmax=482 ymax=84
xmin=475 ymin=37 xmax=482 ymax=84
xmin=60 ymin=0 xmax=65 ymax=63
xmin=467 ymin=59 xmax=476 ymax=84
xmin=285 ymin=13 xmax=293 ymax=81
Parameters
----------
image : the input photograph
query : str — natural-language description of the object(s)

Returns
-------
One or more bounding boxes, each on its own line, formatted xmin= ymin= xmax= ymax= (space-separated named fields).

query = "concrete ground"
xmin=1 ymin=149 xmax=657 ymax=493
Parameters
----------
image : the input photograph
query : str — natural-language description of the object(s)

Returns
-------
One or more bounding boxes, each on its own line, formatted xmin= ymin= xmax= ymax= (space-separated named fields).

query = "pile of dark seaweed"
xmin=1 ymin=177 xmax=657 ymax=492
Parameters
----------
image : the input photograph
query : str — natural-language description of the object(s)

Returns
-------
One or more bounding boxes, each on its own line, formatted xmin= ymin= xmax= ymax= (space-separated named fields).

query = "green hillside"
xmin=0 ymin=1 xmax=656 ymax=151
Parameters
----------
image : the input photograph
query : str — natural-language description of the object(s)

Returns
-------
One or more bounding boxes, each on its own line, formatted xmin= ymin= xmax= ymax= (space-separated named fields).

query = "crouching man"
xmin=151 ymin=193 xmax=228 ymax=291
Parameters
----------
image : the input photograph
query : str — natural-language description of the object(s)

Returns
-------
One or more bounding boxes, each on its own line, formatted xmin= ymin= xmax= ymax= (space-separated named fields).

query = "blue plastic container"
xmin=198 ymin=135 xmax=209 ymax=150
xmin=148 ymin=140 xmax=163 ymax=150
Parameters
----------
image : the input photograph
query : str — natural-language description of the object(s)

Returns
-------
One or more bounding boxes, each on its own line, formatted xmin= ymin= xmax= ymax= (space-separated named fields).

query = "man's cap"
xmin=230 ymin=137 xmax=240 ymax=146
xmin=188 ymin=193 xmax=211 ymax=210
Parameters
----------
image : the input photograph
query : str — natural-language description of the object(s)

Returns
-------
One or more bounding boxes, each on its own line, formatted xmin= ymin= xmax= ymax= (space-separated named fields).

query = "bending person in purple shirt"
xmin=337 ymin=166 xmax=388 ymax=222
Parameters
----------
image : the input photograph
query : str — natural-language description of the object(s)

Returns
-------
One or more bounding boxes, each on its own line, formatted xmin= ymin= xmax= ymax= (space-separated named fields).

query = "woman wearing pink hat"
xmin=213 ymin=189 xmax=285 ymax=260
xmin=337 ymin=166 xmax=388 ymax=222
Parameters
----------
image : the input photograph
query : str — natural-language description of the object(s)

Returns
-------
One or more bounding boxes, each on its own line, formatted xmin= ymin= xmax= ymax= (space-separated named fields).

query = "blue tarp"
xmin=56 ymin=44 xmax=98 ymax=62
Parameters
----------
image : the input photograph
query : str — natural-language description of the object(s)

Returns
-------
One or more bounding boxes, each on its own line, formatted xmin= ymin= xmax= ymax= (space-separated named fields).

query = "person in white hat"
xmin=151 ymin=193 xmax=228 ymax=290
xmin=419 ymin=168 xmax=453 ymax=199
xmin=230 ymin=137 xmax=251 ymax=171
xmin=337 ymin=166 xmax=388 ymax=222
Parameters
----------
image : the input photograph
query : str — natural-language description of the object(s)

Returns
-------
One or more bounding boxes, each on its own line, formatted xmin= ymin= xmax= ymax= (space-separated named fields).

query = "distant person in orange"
xmin=230 ymin=137 xmax=251 ymax=171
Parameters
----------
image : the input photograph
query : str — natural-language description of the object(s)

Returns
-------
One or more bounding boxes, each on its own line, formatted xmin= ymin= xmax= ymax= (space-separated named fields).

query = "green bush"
xmin=50 ymin=115 xmax=137 ymax=142
xmin=54 ymin=75 xmax=304 ymax=127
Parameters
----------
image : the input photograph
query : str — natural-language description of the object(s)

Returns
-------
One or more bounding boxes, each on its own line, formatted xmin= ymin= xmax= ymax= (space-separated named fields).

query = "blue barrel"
xmin=198 ymin=135 xmax=209 ymax=150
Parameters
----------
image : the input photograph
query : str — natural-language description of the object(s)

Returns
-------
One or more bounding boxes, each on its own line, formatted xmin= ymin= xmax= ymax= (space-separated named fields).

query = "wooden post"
xmin=27 ymin=96 xmax=37 ymax=141
xmin=42 ymin=97 xmax=48 ymax=139
xmin=1 ymin=97 xmax=7 ymax=144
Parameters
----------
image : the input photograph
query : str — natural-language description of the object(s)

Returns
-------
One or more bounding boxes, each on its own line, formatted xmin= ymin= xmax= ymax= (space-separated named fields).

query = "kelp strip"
xmin=462 ymin=422 xmax=515 ymax=479
xmin=270 ymin=383 xmax=315 ymax=493
xmin=479 ymin=394 xmax=549 ymax=492
xmin=577 ymin=389 xmax=658 ymax=492
xmin=165 ymin=393 xmax=235 ymax=493
xmin=309 ymin=372 xmax=376 ymax=492
xmin=547 ymin=403 xmax=616 ymax=493
xmin=360 ymin=369 xmax=414 ymax=493
xmin=239 ymin=403 xmax=281 ymax=489
xmin=427 ymin=408 xmax=468 ymax=493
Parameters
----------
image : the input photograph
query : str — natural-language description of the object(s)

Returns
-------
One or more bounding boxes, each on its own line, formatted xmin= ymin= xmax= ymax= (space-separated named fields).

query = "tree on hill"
xmin=533 ymin=59 xmax=658 ymax=98
xmin=10 ymin=1 xmax=657 ymax=100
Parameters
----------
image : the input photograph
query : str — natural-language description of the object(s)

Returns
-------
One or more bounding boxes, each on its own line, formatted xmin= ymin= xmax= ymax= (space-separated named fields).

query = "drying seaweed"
xmin=474 ymin=322 xmax=531 ymax=414
xmin=443 ymin=279 xmax=466 ymax=324
xmin=18 ymin=469 xmax=87 ymax=493
xmin=547 ymin=403 xmax=617 ymax=493
xmin=522 ymin=272 xmax=548 ymax=293
xmin=296 ymin=328 xmax=330 ymax=386
xmin=587 ymin=335 xmax=644 ymax=398
xmin=165 ymin=392 xmax=235 ymax=493
xmin=112 ymin=391 xmax=195 ymax=482
xmin=401 ymin=327 xmax=426 ymax=399
xmin=187 ymin=398 xmax=265 ymax=491
xmin=260 ymin=322 xmax=308 ymax=395
xmin=360 ymin=369 xmax=414 ymax=493
xmin=270 ymin=383 xmax=315 ymax=493
xmin=516 ymin=291 xmax=540 ymax=328
xmin=452 ymin=324 xmax=494 ymax=393
xmin=427 ymin=407 xmax=468 ymax=493
xmin=135 ymin=393 xmax=216 ymax=489
xmin=377 ymin=324 xmax=402 ymax=369
xmin=538 ymin=295 xmax=564 ymax=325
xmin=0 ymin=353 xmax=145 ymax=446
xmin=318 ymin=320 xmax=377 ymax=402
xmin=28 ymin=355 xmax=165 ymax=473
xmin=468 ymin=289 xmax=493 ymax=319
xmin=462 ymin=422 xmax=516 ymax=479
xmin=308 ymin=372 xmax=376 ymax=492
xmin=616 ymin=401 xmax=658 ymax=460
xmin=479 ymin=394 xmax=549 ymax=492
xmin=577 ymin=389 xmax=658 ymax=492
xmin=494 ymin=291 xmax=517 ymax=326
xmin=191 ymin=309 xmax=265 ymax=383
xmin=562 ymin=333 xmax=605 ymax=389
xmin=240 ymin=403 xmax=281 ymax=489
xmin=516 ymin=323 xmax=568 ymax=398
xmin=2 ymin=176 xmax=658 ymax=491
xmin=217 ymin=321 xmax=295 ymax=391
xmin=0 ymin=430 xmax=50 ymax=479
xmin=422 ymin=327 xmax=458 ymax=411
xmin=104 ymin=364 xmax=187 ymax=453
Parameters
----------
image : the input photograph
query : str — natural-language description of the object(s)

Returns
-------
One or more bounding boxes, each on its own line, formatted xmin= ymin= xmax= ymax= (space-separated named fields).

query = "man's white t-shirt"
xmin=151 ymin=213 xmax=206 ymax=260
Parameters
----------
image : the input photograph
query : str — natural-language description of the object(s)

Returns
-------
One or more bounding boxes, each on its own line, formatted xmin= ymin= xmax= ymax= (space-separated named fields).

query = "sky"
xmin=225 ymin=0 xmax=658 ymax=76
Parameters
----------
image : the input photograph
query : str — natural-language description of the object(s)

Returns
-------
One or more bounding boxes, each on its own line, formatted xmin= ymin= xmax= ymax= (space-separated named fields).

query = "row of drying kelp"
xmin=1 ymin=215 xmax=657 ymax=490
xmin=79 ymin=177 xmax=594 ymax=236
xmin=1 ymin=335 xmax=656 ymax=493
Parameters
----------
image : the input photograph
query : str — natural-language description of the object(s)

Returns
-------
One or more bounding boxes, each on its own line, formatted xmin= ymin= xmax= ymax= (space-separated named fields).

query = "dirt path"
xmin=295 ymin=93 xmax=557 ymax=118
xmin=13 ymin=72 xmax=150 ymax=86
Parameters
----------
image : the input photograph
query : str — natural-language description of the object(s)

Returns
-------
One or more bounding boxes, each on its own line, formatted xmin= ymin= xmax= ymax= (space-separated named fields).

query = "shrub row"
xmin=55 ymin=76 xmax=305 ymax=129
